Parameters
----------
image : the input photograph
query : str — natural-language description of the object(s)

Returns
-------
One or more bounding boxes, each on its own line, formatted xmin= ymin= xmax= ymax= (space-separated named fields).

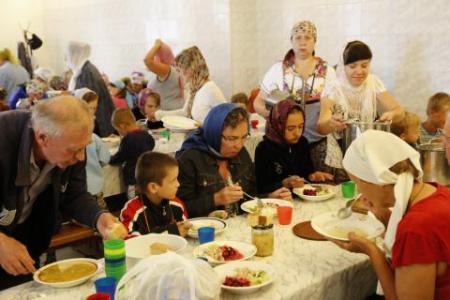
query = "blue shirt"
xmin=0 ymin=61 xmax=29 ymax=98
xmin=86 ymin=133 xmax=110 ymax=195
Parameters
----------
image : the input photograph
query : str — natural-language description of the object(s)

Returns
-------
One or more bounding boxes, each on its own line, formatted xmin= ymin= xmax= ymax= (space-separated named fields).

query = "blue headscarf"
xmin=176 ymin=103 xmax=239 ymax=159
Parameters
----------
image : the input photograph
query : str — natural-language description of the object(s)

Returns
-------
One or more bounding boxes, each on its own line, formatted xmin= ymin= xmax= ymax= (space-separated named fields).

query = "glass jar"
xmin=251 ymin=224 xmax=274 ymax=257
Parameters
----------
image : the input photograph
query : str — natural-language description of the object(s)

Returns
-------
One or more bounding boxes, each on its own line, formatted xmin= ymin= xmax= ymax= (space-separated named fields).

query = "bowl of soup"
xmin=34 ymin=258 xmax=100 ymax=288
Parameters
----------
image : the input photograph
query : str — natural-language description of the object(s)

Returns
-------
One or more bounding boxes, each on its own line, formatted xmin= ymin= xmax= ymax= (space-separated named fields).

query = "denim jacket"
xmin=176 ymin=148 xmax=257 ymax=217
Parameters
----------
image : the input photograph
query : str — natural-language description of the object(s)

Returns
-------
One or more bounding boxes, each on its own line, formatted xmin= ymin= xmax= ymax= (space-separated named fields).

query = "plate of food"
xmin=293 ymin=184 xmax=336 ymax=202
xmin=310 ymin=211 xmax=385 ymax=241
xmin=215 ymin=261 xmax=275 ymax=294
xmin=208 ymin=210 xmax=228 ymax=220
xmin=240 ymin=198 xmax=293 ymax=216
xmin=187 ymin=217 xmax=227 ymax=238
xmin=125 ymin=233 xmax=187 ymax=259
xmin=193 ymin=241 xmax=257 ymax=265
xmin=161 ymin=116 xmax=199 ymax=132
xmin=33 ymin=258 xmax=100 ymax=288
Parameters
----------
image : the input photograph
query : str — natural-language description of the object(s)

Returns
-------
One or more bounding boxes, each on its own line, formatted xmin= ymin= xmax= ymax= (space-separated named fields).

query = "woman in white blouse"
xmin=153 ymin=46 xmax=226 ymax=124
xmin=317 ymin=40 xmax=404 ymax=135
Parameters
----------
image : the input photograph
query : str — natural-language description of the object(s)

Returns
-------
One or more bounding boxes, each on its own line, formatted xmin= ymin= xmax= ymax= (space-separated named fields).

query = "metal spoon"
xmin=337 ymin=198 xmax=355 ymax=219
xmin=243 ymin=191 xmax=264 ymax=209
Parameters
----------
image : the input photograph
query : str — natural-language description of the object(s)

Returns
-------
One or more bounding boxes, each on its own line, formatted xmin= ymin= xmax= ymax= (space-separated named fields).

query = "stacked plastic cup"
xmin=103 ymin=239 xmax=126 ymax=282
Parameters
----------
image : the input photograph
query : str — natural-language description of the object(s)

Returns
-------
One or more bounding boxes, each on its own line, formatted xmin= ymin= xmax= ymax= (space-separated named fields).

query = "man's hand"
xmin=96 ymin=213 xmax=128 ymax=240
xmin=0 ymin=233 xmax=36 ymax=275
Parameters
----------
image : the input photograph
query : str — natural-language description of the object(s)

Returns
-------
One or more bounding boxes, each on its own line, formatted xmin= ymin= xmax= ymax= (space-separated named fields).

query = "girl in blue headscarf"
xmin=177 ymin=103 xmax=291 ymax=217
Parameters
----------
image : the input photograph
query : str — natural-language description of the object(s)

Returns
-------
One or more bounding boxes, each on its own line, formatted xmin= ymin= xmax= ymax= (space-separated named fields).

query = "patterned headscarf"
xmin=290 ymin=20 xmax=317 ymax=41
xmin=175 ymin=46 xmax=210 ymax=117
xmin=137 ymin=88 xmax=154 ymax=113
xmin=26 ymin=79 xmax=46 ymax=95
xmin=265 ymin=99 xmax=305 ymax=146
xmin=131 ymin=71 xmax=145 ymax=85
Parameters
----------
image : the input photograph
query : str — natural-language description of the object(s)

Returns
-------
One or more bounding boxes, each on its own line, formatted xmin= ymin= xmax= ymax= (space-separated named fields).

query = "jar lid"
xmin=252 ymin=223 xmax=273 ymax=230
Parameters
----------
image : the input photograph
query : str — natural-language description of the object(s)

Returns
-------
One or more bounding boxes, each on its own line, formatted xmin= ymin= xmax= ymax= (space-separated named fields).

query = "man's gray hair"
xmin=31 ymin=95 xmax=93 ymax=137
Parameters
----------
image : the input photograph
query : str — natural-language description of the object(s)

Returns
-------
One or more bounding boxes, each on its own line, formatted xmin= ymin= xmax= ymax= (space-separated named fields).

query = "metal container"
xmin=342 ymin=120 xmax=391 ymax=153
xmin=417 ymin=143 xmax=450 ymax=185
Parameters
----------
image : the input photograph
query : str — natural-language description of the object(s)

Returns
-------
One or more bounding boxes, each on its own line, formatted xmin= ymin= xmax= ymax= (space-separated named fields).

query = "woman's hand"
xmin=0 ymin=233 xmax=36 ymax=275
xmin=330 ymin=232 xmax=377 ymax=256
xmin=97 ymin=213 xmax=128 ymax=240
xmin=214 ymin=184 xmax=243 ymax=206
xmin=328 ymin=114 xmax=347 ymax=131
xmin=153 ymin=39 xmax=162 ymax=50
xmin=269 ymin=187 xmax=292 ymax=201
xmin=282 ymin=175 xmax=305 ymax=188
xmin=308 ymin=171 xmax=334 ymax=182
xmin=177 ymin=221 xmax=192 ymax=237
xmin=379 ymin=111 xmax=396 ymax=123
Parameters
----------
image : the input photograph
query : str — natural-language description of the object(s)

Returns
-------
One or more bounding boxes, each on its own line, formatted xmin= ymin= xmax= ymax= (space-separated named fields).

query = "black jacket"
xmin=255 ymin=136 xmax=313 ymax=193
xmin=177 ymin=148 xmax=257 ymax=217
xmin=76 ymin=61 xmax=115 ymax=137
xmin=120 ymin=195 xmax=186 ymax=235
xmin=0 ymin=110 xmax=104 ymax=257
xmin=109 ymin=130 xmax=155 ymax=185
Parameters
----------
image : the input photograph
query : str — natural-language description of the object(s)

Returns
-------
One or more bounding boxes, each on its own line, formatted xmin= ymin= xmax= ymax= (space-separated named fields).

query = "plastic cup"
xmin=198 ymin=227 xmax=215 ymax=244
xmin=277 ymin=206 xmax=293 ymax=225
xmin=341 ymin=181 xmax=356 ymax=199
xmin=251 ymin=119 xmax=259 ymax=129
xmin=95 ymin=277 xmax=116 ymax=300
xmin=86 ymin=292 xmax=111 ymax=300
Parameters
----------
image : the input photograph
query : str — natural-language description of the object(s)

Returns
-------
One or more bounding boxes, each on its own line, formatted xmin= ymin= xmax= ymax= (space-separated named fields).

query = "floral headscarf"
xmin=290 ymin=20 xmax=317 ymax=41
xmin=175 ymin=46 xmax=210 ymax=117
xmin=265 ymin=99 xmax=305 ymax=146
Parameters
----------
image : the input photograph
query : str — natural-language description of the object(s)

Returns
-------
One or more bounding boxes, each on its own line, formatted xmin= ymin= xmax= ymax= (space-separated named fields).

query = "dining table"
xmin=1 ymin=186 xmax=378 ymax=300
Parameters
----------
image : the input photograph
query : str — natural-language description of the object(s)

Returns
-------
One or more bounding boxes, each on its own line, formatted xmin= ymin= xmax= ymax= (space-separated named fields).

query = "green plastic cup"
xmin=341 ymin=181 xmax=356 ymax=199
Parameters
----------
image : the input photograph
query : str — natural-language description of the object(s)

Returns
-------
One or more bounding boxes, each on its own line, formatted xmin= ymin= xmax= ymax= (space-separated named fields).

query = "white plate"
xmin=33 ymin=258 xmax=100 ymax=288
xmin=162 ymin=116 xmax=199 ymax=131
xmin=293 ymin=184 xmax=336 ymax=202
xmin=125 ymin=233 xmax=187 ymax=259
xmin=187 ymin=217 xmax=227 ymax=238
xmin=311 ymin=212 xmax=385 ymax=241
xmin=215 ymin=261 xmax=275 ymax=295
xmin=193 ymin=240 xmax=257 ymax=265
xmin=240 ymin=198 xmax=293 ymax=215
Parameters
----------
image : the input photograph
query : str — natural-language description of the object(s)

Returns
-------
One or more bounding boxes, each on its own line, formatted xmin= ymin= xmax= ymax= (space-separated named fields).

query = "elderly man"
xmin=445 ymin=113 xmax=450 ymax=165
xmin=0 ymin=96 xmax=126 ymax=289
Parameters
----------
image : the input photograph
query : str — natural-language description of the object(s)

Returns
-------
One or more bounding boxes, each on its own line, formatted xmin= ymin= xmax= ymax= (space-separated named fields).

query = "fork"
xmin=243 ymin=191 xmax=264 ymax=208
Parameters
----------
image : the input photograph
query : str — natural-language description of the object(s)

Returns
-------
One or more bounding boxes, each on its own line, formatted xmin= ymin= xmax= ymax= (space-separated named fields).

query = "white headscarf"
xmin=329 ymin=49 xmax=378 ymax=122
xmin=66 ymin=41 xmax=91 ymax=91
xmin=342 ymin=130 xmax=423 ymax=258
xmin=116 ymin=252 xmax=220 ymax=300
xmin=33 ymin=67 xmax=53 ymax=83
xmin=73 ymin=87 xmax=95 ymax=100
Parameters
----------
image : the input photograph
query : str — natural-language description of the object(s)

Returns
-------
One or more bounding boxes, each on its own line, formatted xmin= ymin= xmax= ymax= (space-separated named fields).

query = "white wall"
xmin=230 ymin=0 xmax=450 ymax=117
xmin=3 ymin=0 xmax=450 ymax=115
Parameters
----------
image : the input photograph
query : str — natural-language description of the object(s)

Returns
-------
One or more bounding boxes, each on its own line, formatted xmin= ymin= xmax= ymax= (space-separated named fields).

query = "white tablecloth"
xmin=1 ymin=191 xmax=377 ymax=300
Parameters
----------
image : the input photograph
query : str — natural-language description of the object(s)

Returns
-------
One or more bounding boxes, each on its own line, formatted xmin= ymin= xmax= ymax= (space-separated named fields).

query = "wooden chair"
xmin=46 ymin=222 xmax=99 ymax=264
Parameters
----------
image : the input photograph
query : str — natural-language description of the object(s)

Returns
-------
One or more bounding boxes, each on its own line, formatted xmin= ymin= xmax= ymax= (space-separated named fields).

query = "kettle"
xmin=342 ymin=120 xmax=391 ymax=153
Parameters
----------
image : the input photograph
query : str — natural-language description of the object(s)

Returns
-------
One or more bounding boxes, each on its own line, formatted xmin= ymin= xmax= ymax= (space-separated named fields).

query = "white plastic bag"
xmin=116 ymin=252 xmax=220 ymax=300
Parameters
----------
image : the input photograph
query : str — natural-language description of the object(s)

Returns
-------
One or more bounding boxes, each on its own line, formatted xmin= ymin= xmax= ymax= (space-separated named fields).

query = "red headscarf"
xmin=265 ymin=99 xmax=305 ymax=146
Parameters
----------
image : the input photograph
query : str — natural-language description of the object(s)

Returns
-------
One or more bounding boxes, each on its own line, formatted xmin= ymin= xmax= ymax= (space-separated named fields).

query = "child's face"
xmin=108 ymin=85 xmax=120 ymax=97
xmin=402 ymin=125 xmax=420 ymax=144
xmin=144 ymin=96 xmax=159 ymax=118
xmin=429 ymin=108 xmax=449 ymax=129
xmin=284 ymin=111 xmax=304 ymax=144
xmin=132 ymin=83 xmax=144 ymax=93
xmin=149 ymin=166 xmax=180 ymax=202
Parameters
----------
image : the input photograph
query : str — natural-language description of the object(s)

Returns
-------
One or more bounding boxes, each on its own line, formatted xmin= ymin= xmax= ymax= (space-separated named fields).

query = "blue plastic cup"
xmin=95 ymin=277 xmax=116 ymax=300
xmin=198 ymin=227 xmax=215 ymax=244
